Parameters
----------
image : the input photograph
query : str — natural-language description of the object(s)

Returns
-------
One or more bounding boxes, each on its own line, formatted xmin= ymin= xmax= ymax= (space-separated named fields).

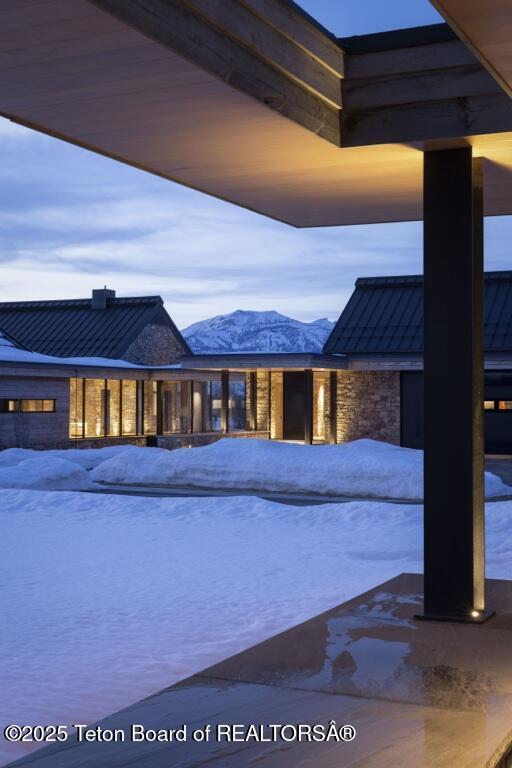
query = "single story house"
xmin=2 ymin=273 xmax=512 ymax=452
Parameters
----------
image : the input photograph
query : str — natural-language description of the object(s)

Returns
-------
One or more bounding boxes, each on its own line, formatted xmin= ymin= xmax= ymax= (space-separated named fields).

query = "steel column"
xmin=221 ymin=370 xmax=229 ymax=433
xmin=249 ymin=372 xmax=257 ymax=431
xmin=304 ymin=369 xmax=313 ymax=445
xmin=421 ymin=148 xmax=490 ymax=622
xmin=329 ymin=370 xmax=337 ymax=444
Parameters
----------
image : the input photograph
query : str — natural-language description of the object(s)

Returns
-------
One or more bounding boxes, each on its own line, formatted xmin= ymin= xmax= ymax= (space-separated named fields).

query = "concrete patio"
xmin=8 ymin=573 xmax=512 ymax=768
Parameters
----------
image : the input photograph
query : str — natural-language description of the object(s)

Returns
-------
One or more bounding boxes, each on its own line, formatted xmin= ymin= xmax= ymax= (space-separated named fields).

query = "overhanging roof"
xmin=180 ymin=352 xmax=347 ymax=370
xmin=1 ymin=2 xmax=512 ymax=226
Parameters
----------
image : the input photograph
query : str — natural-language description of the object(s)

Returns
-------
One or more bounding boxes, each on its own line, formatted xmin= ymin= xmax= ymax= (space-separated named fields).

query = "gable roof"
xmin=0 ymin=295 xmax=191 ymax=359
xmin=324 ymin=271 xmax=512 ymax=356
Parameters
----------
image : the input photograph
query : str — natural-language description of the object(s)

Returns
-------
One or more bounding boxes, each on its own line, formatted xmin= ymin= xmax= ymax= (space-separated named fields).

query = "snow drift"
xmin=0 ymin=445 xmax=163 ymax=470
xmin=0 ymin=457 xmax=95 ymax=491
xmin=91 ymin=438 xmax=511 ymax=500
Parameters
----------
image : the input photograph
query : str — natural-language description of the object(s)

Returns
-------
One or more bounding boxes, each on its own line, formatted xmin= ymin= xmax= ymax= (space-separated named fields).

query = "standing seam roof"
xmin=324 ymin=272 xmax=512 ymax=355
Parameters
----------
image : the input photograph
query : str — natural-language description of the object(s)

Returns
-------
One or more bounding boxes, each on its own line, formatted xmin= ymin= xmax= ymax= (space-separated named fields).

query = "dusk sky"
xmin=1 ymin=0 xmax=512 ymax=329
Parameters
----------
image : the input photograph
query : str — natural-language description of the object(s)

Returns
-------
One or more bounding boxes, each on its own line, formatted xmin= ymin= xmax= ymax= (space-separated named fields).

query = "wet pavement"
xmin=7 ymin=573 xmax=512 ymax=768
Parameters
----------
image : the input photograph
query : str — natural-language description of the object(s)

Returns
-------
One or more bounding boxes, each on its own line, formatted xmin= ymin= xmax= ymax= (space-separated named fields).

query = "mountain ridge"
xmin=182 ymin=309 xmax=335 ymax=353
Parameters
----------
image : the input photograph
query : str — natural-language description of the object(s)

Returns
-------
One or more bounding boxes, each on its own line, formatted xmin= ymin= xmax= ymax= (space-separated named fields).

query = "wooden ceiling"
xmin=1 ymin=0 xmax=512 ymax=227
xmin=432 ymin=1 xmax=512 ymax=99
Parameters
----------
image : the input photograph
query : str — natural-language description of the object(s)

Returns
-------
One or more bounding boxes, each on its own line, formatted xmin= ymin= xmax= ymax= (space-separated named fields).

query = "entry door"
xmin=283 ymin=372 xmax=305 ymax=441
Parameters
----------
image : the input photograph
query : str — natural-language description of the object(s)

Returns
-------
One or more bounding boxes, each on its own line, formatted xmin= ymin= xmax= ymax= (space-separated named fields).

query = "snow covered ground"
xmin=90 ymin=438 xmax=510 ymax=500
xmin=1 ymin=489 xmax=512 ymax=765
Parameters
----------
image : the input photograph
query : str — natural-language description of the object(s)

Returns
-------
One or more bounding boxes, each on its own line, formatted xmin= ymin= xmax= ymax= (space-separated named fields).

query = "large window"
xmin=163 ymin=381 xmax=191 ymax=433
xmin=121 ymin=380 xmax=137 ymax=436
xmin=229 ymin=373 xmax=247 ymax=431
xmin=143 ymin=381 xmax=158 ymax=435
xmin=192 ymin=380 xmax=222 ymax=432
xmin=84 ymin=379 xmax=105 ymax=438
xmin=106 ymin=380 xmax=121 ymax=436
xmin=313 ymin=371 xmax=330 ymax=443
xmin=0 ymin=399 xmax=55 ymax=413
xmin=70 ymin=378 xmax=141 ymax=438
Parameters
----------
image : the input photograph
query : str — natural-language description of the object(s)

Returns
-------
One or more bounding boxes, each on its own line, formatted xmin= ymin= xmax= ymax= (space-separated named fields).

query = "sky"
xmin=1 ymin=1 xmax=512 ymax=329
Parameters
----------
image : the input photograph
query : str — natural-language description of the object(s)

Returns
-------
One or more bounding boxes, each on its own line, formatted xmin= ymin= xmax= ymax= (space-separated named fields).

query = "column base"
xmin=414 ymin=609 xmax=495 ymax=625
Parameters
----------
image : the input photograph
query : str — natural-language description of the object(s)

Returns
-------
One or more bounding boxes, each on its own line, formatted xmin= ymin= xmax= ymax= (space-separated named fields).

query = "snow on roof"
xmin=0 ymin=344 xmax=183 ymax=371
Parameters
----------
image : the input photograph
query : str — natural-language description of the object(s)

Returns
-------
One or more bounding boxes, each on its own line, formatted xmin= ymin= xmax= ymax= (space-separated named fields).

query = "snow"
xmin=0 ymin=457 xmax=94 ymax=491
xmin=1 ymin=488 xmax=512 ymax=766
xmin=182 ymin=309 xmax=334 ymax=353
xmin=0 ymin=346 xmax=182 ymax=370
xmin=91 ymin=438 xmax=511 ymax=500
xmin=0 ymin=445 xmax=162 ymax=470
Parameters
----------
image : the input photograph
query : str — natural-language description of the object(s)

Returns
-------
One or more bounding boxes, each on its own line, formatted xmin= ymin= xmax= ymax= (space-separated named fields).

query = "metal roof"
xmin=0 ymin=295 xmax=190 ymax=359
xmin=324 ymin=271 xmax=512 ymax=355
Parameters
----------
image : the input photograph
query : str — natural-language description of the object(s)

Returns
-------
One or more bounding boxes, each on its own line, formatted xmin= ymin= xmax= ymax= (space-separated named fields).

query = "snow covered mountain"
xmin=182 ymin=310 xmax=335 ymax=353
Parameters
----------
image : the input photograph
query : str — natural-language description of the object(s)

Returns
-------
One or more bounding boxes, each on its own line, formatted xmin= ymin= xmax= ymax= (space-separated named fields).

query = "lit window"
xmin=498 ymin=401 xmax=512 ymax=410
xmin=0 ymin=399 xmax=56 ymax=413
xmin=484 ymin=400 xmax=496 ymax=411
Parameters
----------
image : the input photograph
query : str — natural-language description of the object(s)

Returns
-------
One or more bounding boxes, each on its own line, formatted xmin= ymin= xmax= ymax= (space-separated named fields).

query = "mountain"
xmin=182 ymin=310 xmax=335 ymax=353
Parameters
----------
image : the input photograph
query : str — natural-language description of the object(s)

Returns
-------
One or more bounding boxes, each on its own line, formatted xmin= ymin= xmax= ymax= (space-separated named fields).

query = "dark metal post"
xmin=156 ymin=380 xmax=163 ymax=435
xmin=304 ymin=369 xmax=313 ymax=444
xmin=421 ymin=148 xmax=490 ymax=622
xmin=249 ymin=372 xmax=257 ymax=431
xmin=329 ymin=370 xmax=338 ymax=444
xmin=221 ymin=370 xmax=229 ymax=433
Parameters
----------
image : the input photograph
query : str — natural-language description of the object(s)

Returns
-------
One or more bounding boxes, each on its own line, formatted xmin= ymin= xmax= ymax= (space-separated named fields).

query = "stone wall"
xmin=123 ymin=323 xmax=187 ymax=365
xmin=336 ymin=371 xmax=401 ymax=445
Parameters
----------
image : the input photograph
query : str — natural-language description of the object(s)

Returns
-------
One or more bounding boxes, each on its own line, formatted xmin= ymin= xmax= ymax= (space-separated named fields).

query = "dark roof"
xmin=324 ymin=272 xmax=512 ymax=356
xmin=0 ymin=326 xmax=25 ymax=349
xmin=338 ymin=23 xmax=457 ymax=54
xmin=0 ymin=295 xmax=191 ymax=358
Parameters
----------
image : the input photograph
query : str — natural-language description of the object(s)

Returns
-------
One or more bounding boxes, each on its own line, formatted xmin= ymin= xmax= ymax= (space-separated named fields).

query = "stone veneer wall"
xmin=336 ymin=370 xmax=401 ymax=445
xmin=123 ymin=323 xmax=187 ymax=365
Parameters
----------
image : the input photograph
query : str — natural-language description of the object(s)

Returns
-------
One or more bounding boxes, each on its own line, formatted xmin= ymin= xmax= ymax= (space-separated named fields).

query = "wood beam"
xmin=341 ymin=39 xmax=512 ymax=147
xmin=88 ymin=0 xmax=341 ymax=145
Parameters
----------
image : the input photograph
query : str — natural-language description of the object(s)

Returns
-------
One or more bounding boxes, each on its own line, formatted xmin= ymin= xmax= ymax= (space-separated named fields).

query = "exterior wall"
xmin=256 ymin=371 xmax=270 ymax=431
xmin=123 ymin=323 xmax=187 ymax=365
xmin=0 ymin=376 xmax=70 ymax=449
xmin=336 ymin=370 xmax=401 ymax=445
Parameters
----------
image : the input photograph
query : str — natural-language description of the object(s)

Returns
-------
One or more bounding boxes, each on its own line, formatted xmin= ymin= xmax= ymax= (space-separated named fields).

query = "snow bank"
xmin=91 ymin=438 xmax=511 ymax=500
xmin=0 ymin=457 xmax=94 ymax=491
xmin=0 ymin=445 xmax=152 ymax=470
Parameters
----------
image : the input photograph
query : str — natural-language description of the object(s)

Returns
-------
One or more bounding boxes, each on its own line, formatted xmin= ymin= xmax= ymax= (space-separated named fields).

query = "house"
xmin=0 ymin=288 xmax=347 ymax=450
xmin=326 ymin=271 xmax=512 ymax=453
xmin=0 ymin=288 xmax=190 ymax=365
xmin=3 ymin=272 xmax=512 ymax=453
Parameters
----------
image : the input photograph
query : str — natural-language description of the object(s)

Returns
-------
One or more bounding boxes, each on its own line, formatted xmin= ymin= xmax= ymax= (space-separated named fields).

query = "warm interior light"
xmin=471 ymin=610 xmax=480 ymax=618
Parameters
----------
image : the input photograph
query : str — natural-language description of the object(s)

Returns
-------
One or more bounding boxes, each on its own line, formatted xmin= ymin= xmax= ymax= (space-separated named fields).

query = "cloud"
xmin=0 ymin=116 xmax=511 ymax=328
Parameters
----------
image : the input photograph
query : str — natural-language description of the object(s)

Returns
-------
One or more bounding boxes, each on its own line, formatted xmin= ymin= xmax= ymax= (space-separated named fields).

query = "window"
xmin=121 ymin=380 xmax=137 ymax=436
xmin=484 ymin=400 xmax=496 ymax=411
xmin=106 ymin=380 xmax=121 ymax=436
xmin=228 ymin=373 xmax=247 ymax=431
xmin=84 ymin=379 xmax=106 ymax=438
xmin=192 ymin=379 xmax=222 ymax=432
xmin=163 ymin=381 xmax=191 ymax=434
xmin=498 ymin=401 xmax=512 ymax=411
xmin=313 ymin=371 xmax=330 ymax=443
xmin=0 ymin=399 xmax=55 ymax=413
xmin=143 ymin=381 xmax=158 ymax=434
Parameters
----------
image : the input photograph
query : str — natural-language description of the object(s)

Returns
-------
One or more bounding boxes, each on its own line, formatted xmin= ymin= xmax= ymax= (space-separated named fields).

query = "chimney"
xmin=91 ymin=287 xmax=116 ymax=310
